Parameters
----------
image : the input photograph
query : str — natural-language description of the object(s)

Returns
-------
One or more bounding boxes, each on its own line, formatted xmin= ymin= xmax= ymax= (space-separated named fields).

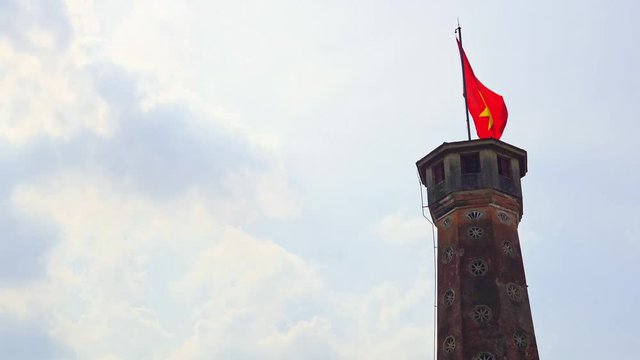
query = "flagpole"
xmin=455 ymin=22 xmax=472 ymax=141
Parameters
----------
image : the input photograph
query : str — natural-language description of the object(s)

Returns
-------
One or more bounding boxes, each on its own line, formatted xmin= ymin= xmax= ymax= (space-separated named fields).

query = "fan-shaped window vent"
xmin=502 ymin=241 xmax=515 ymax=257
xmin=472 ymin=305 xmax=492 ymax=324
xmin=467 ymin=227 xmax=484 ymax=240
xmin=443 ymin=289 xmax=455 ymax=307
xmin=443 ymin=246 xmax=454 ymax=264
xmin=469 ymin=259 xmax=488 ymax=276
xmin=474 ymin=352 xmax=495 ymax=360
xmin=443 ymin=336 xmax=455 ymax=354
xmin=513 ymin=332 xmax=529 ymax=350
xmin=442 ymin=217 xmax=452 ymax=228
xmin=466 ymin=210 xmax=483 ymax=220
xmin=507 ymin=283 xmax=523 ymax=302
xmin=497 ymin=212 xmax=511 ymax=224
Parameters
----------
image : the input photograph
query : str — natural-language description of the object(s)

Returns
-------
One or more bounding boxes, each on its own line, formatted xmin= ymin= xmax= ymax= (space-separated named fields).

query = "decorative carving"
xmin=497 ymin=211 xmax=511 ymax=224
xmin=507 ymin=283 xmax=523 ymax=302
xmin=467 ymin=226 xmax=484 ymax=240
xmin=466 ymin=210 xmax=484 ymax=220
xmin=443 ymin=336 xmax=455 ymax=354
xmin=502 ymin=241 xmax=515 ymax=257
xmin=443 ymin=246 xmax=454 ymax=264
xmin=443 ymin=289 xmax=455 ymax=307
xmin=513 ymin=331 xmax=529 ymax=350
xmin=469 ymin=259 xmax=488 ymax=276
xmin=472 ymin=305 xmax=492 ymax=324
xmin=473 ymin=352 xmax=495 ymax=360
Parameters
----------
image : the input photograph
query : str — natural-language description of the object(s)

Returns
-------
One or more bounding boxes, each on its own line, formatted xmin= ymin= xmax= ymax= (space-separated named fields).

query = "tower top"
xmin=416 ymin=139 xmax=528 ymax=219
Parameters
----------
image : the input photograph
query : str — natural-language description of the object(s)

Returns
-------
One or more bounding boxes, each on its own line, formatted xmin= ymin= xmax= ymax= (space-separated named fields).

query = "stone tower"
xmin=416 ymin=139 xmax=539 ymax=360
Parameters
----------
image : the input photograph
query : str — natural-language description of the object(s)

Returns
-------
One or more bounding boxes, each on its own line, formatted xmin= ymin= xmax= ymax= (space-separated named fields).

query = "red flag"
xmin=457 ymin=39 xmax=508 ymax=139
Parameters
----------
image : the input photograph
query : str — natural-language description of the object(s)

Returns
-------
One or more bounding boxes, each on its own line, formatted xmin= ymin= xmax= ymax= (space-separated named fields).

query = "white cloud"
xmin=3 ymin=172 xmax=432 ymax=359
xmin=0 ymin=1 xmax=437 ymax=358
xmin=7 ymin=172 xmax=285 ymax=357
xmin=0 ymin=37 xmax=112 ymax=145
xmin=105 ymin=1 xmax=192 ymax=79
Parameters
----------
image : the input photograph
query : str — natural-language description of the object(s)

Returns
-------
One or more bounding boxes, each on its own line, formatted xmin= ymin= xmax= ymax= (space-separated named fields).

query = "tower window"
xmin=466 ymin=210 xmax=483 ymax=220
xmin=461 ymin=152 xmax=481 ymax=174
xmin=513 ymin=331 xmax=529 ymax=350
xmin=506 ymin=283 xmax=523 ymax=302
xmin=472 ymin=305 xmax=492 ymax=324
xmin=502 ymin=241 xmax=515 ymax=257
xmin=469 ymin=259 xmax=488 ymax=276
xmin=497 ymin=211 xmax=511 ymax=224
xmin=442 ymin=246 xmax=454 ymax=264
xmin=497 ymin=156 xmax=512 ymax=178
xmin=473 ymin=352 xmax=495 ymax=360
xmin=443 ymin=336 xmax=456 ymax=354
xmin=443 ymin=289 xmax=455 ymax=306
xmin=432 ymin=161 xmax=445 ymax=184
xmin=467 ymin=226 xmax=484 ymax=240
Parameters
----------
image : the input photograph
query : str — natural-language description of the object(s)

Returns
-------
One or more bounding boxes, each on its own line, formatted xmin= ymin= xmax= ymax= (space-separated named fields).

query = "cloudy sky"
xmin=1 ymin=0 xmax=639 ymax=359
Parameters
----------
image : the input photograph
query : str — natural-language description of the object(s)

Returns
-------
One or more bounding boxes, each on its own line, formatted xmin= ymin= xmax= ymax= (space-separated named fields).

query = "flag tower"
xmin=416 ymin=28 xmax=539 ymax=360
xmin=417 ymin=140 xmax=539 ymax=360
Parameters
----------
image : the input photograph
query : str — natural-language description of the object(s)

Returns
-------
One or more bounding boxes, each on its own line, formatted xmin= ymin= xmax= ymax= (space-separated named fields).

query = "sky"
xmin=0 ymin=0 xmax=639 ymax=359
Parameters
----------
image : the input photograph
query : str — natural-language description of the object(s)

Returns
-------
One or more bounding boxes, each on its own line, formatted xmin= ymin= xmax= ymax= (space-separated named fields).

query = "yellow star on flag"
xmin=478 ymin=91 xmax=494 ymax=130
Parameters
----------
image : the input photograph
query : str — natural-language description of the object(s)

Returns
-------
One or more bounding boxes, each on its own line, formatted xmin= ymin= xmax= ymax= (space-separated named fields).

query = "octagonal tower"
xmin=416 ymin=139 xmax=539 ymax=360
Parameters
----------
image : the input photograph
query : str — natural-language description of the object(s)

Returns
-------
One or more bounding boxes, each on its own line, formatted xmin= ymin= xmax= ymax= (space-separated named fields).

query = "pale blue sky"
xmin=0 ymin=0 xmax=638 ymax=359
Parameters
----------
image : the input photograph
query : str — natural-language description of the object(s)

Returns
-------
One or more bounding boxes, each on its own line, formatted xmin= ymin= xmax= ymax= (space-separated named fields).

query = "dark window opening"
xmin=461 ymin=153 xmax=481 ymax=174
xmin=498 ymin=156 xmax=512 ymax=178
xmin=432 ymin=162 xmax=445 ymax=184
